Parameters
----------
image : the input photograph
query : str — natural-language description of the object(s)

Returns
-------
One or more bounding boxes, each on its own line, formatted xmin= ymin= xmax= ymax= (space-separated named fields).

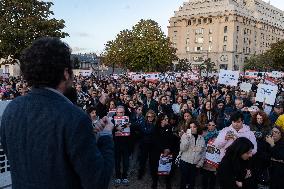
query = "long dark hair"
xmin=225 ymin=137 xmax=254 ymax=160
xmin=222 ymin=137 xmax=254 ymax=175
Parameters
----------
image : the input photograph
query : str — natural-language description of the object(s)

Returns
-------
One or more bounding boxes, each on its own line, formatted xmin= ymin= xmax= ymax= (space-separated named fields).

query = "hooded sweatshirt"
xmin=214 ymin=124 xmax=257 ymax=160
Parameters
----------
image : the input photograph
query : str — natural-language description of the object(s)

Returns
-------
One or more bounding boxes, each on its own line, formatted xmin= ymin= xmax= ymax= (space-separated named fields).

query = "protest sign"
xmin=255 ymin=84 xmax=278 ymax=105
xmin=218 ymin=69 xmax=239 ymax=86
xmin=240 ymin=82 xmax=252 ymax=92
xmin=114 ymin=116 xmax=130 ymax=136
xmin=0 ymin=100 xmax=11 ymax=188
xmin=158 ymin=154 xmax=173 ymax=175
xmin=107 ymin=109 xmax=116 ymax=118
xmin=205 ymin=139 xmax=221 ymax=168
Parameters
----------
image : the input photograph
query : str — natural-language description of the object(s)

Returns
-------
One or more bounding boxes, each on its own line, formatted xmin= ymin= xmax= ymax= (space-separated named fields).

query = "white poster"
xmin=114 ymin=116 xmax=130 ymax=136
xmin=218 ymin=69 xmax=239 ymax=86
xmin=205 ymin=139 xmax=221 ymax=168
xmin=240 ymin=82 xmax=252 ymax=92
xmin=255 ymin=84 xmax=278 ymax=105
xmin=158 ymin=154 xmax=173 ymax=175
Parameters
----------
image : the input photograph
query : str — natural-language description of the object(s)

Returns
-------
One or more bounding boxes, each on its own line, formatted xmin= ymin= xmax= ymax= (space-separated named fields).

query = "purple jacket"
xmin=214 ymin=124 xmax=257 ymax=160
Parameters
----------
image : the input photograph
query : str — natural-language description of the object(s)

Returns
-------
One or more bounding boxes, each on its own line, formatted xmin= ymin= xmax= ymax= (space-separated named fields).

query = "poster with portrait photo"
xmin=114 ymin=116 xmax=130 ymax=136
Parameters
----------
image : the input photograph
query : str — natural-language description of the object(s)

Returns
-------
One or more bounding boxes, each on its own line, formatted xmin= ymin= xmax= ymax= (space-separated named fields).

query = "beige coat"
xmin=180 ymin=133 xmax=206 ymax=167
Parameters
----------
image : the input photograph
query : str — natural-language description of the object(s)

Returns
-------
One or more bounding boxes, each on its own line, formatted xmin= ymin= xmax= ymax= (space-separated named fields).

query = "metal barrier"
xmin=0 ymin=143 xmax=11 ymax=188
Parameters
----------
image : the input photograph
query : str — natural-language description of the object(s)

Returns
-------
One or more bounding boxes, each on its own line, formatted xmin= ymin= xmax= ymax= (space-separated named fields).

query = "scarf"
xmin=204 ymin=129 xmax=219 ymax=144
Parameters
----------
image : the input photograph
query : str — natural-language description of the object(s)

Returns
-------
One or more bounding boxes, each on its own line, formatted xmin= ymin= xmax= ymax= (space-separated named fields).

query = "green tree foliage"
xmin=244 ymin=39 xmax=284 ymax=71
xmin=102 ymin=19 xmax=177 ymax=72
xmin=267 ymin=39 xmax=284 ymax=71
xmin=198 ymin=58 xmax=216 ymax=76
xmin=243 ymin=54 xmax=271 ymax=71
xmin=0 ymin=0 xmax=69 ymax=62
xmin=176 ymin=58 xmax=192 ymax=72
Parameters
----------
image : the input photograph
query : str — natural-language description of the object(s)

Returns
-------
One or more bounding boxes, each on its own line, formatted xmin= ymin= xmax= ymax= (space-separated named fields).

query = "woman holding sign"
xmin=150 ymin=114 xmax=175 ymax=189
xmin=201 ymin=120 xmax=219 ymax=189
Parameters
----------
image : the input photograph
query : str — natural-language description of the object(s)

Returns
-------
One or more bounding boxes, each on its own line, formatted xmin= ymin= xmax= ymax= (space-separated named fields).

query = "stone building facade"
xmin=168 ymin=0 xmax=284 ymax=70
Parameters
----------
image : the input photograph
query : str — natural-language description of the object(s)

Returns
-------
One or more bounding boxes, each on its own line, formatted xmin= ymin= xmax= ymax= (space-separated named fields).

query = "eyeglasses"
xmin=147 ymin=115 xmax=154 ymax=118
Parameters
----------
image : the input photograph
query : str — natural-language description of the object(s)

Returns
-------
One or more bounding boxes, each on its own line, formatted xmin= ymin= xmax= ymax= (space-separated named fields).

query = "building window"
xmin=186 ymin=47 xmax=190 ymax=52
xmin=224 ymin=26 xmax=228 ymax=33
xmin=186 ymin=38 xmax=190 ymax=44
xmin=209 ymin=36 xmax=213 ymax=43
xmin=223 ymin=45 xmax=227 ymax=51
xmin=198 ymin=19 xmax=202 ymax=24
xmin=188 ymin=20 xmax=191 ymax=25
xmin=195 ymin=28 xmax=204 ymax=35
xmin=194 ymin=47 xmax=203 ymax=51
xmin=174 ymin=22 xmax=177 ymax=27
xmin=209 ymin=45 xmax=212 ymax=52
xmin=195 ymin=37 xmax=204 ymax=44
xmin=209 ymin=28 xmax=213 ymax=34
xmin=4 ymin=65 xmax=9 ymax=74
xmin=225 ymin=17 xmax=229 ymax=22
xmin=208 ymin=18 xmax=213 ymax=23
xmin=203 ymin=18 xmax=207 ymax=23
xmin=174 ymin=31 xmax=178 ymax=37
xmin=237 ymin=26 xmax=239 ymax=32
xmin=224 ymin=36 xmax=227 ymax=42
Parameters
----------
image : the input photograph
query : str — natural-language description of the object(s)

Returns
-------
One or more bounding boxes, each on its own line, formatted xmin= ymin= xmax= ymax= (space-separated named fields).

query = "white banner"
xmin=271 ymin=71 xmax=283 ymax=78
xmin=144 ymin=73 xmax=160 ymax=82
xmin=131 ymin=74 xmax=143 ymax=82
xmin=240 ymin=82 xmax=252 ymax=92
xmin=255 ymin=84 xmax=278 ymax=105
xmin=218 ymin=70 xmax=239 ymax=86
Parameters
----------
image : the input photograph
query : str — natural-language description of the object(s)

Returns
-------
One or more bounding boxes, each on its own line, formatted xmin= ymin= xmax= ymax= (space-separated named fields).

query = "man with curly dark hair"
xmin=0 ymin=37 xmax=114 ymax=189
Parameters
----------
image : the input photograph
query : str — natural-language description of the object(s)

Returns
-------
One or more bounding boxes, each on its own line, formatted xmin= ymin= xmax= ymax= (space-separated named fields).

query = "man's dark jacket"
xmin=0 ymin=88 xmax=114 ymax=189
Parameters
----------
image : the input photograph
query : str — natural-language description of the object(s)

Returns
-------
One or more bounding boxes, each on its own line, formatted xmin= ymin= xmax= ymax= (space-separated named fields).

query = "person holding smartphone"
xmin=214 ymin=111 xmax=257 ymax=160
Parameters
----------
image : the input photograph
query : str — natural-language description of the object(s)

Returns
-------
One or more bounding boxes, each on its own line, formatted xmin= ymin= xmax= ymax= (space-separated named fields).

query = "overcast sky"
xmin=50 ymin=0 xmax=284 ymax=54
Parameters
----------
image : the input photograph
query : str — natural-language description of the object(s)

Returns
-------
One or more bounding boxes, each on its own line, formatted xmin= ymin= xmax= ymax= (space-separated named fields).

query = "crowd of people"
xmin=1 ymin=38 xmax=284 ymax=189
xmin=73 ymin=74 xmax=284 ymax=189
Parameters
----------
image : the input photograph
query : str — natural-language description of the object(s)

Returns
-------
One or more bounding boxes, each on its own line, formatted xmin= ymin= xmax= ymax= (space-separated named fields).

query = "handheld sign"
xmin=114 ymin=116 xmax=130 ymax=136
xmin=255 ymin=84 xmax=278 ymax=105
xmin=205 ymin=139 xmax=221 ymax=168
xmin=107 ymin=109 xmax=116 ymax=118
xmin=218 ymin=69 xmax=239 ymax=86
xmin=240 ymin=82 xmax=252 ymax=92
xmin=158 ymin=154 xmax=173 ymax=175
